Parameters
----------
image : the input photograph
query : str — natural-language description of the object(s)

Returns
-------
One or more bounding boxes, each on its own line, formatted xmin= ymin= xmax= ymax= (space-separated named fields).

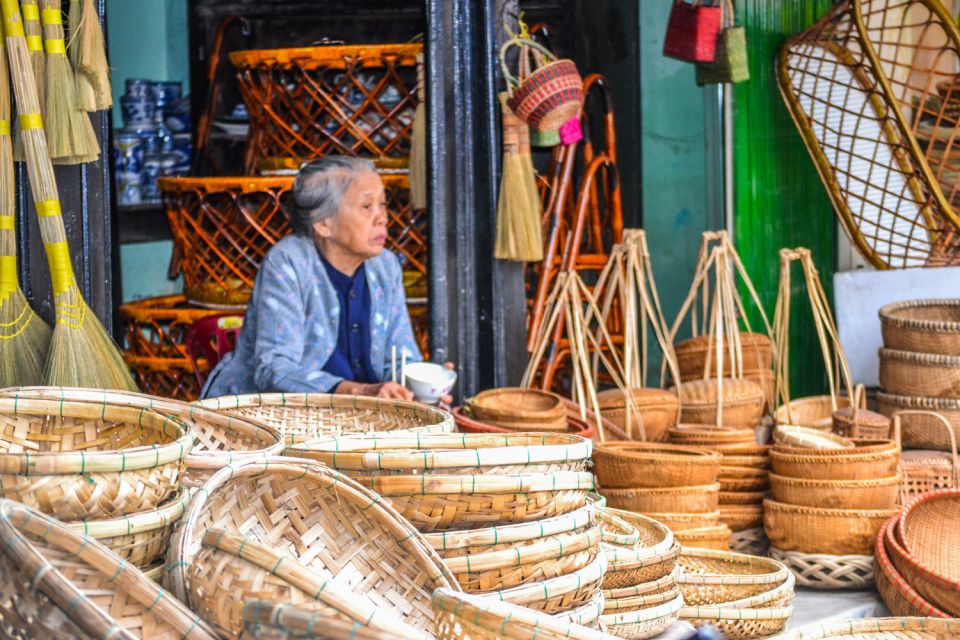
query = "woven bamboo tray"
xmin=769 ymin=439 xmax=900 ymax=481
xmin=602 ymin=586 xmax=681 ymax=614
xmin=431 ymin=587 xmax=617 ymax=640
xmin=764 ymin=498 xmax=898 ymax=555
xmin=599 ymin=592 xmax=684 ymax=640
xmin=674 ymin=524 xmax=732 ymax=550
xmin=769 ymin=547 xmax=874 ymax=590
xmin=166 ymin=457 xmax=458 ymax=636
xmin=0 ymin=386 xmax=285 ymax=489
xmin=875 ymin=516 xmax=951 ymax=618
xmin=876 ymin=395 xmax=960 ymax=450
xmin=240 ymin=599 xmax=396 ymax=640
xmin=197 ymin=392 xmax=454 ymax=441
xmin=898 ymin=489 xmax=960 ymax=613
xmin=0 ymin=499 xmax=217 ymax=640
xmin=884 ymin=515 xmax=960 ymax=617
xmin=467 ymin=387 xmax=567 ymax=432
xmin=0 ymin=397 xmax=192 ymax=520
xmin=774 ymin=425 xmax=855 ymax=449
xmin=769 ymin=473 xmax=901 ymax=509
xmin=492 ymin=552 xmax=607 ymax=613
xmin=676 ymin=378 xmax=765 ymax=428
xmin=599 ymin=510 xmax=678 ymax=589
xmin=880 ymin=299 xmax=960 ymax=356
xmin=595 ymin=387 xmax=679 ymax=443
xmin=787 ymin=617 xmax=960 ymax=639
xmin=880 ymin=348 xmax=960 ymax=398
xmin=422 ymin=506 xmax=600 ymax=592
xmin=557 ymin=589 xmax=605 ymax=629
xmin=719 ymin=504 xmax=763 ymax=532
xmin=285 ymin=431 xmax=593 ymax=530
xmin=67 ymin=488 xmax=188 ymax=569
xmin=592 ymin=442 xmax=720 ymax=488
xmin=595 ymin=507 xmax=641 ymax=548
xmin=675 ymin=332 xmax=773 ymax=380
xmin=647 ymin=510 xmax=721 ymax=532
xmin=603 ymin=566 xmax=680 ymax=600
xmin=668 ymin=424 xmax=756 ymax=446
xmin=676 ymin=547 xmax=792 ymax=605
xmin=775 ymin=395 xmax=853 ymax=431
xmin=679 ymin=603 xmax=793 ymax=640
xmin=601 ymin=483 xmax=720 ymax=513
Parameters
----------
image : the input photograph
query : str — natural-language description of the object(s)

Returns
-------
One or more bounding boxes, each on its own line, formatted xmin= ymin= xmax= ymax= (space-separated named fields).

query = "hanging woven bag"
xmin=663 ymin=0 xmax=723 ymax=63
xmin=696 ymin=0 xmax=750 ymax=84
xmin=502 ymin=37 xmax=583 ymax=134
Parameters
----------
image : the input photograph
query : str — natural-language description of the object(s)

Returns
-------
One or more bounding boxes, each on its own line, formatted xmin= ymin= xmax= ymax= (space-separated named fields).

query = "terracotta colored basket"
xmin=898 ymin=489 xmax=960 ymax=607
xmin=885 ymin=514 xmax=960 ymax=618
xmin=501 ymin=39 xmax=584 ymax=131
xmin=601 ymin=483 xmax=720 ymax=514
xmin=769 ymin=472 xmax=901 ymax=509
xmin=877 ymin=395 xmax=960 ymax=450
xmin=880 ymin=299 xmax=960 ymax=356
xmin=880 ymin=348 xmax=960 ymax=398
xmin=167 ymin=457 xmax=458 ymax=637
xmin=676 ymin=378 xmax=765 ymax=428
xmin=673 ymin=524 xmax=732 ymax=550
xmin=875 ymin=516 xmax=951 ymax=618
xmin=466 ymin=387 xmax=567 ymax=432
xmin=592 ymin=442 xmax=720 ymax=488
xmin=595 ymin=387 xmax=679 ymax=443
xmin=763 ymin=498 xmax=898 ymax=555
xmin=786 ymin=617 xmax=960 ymax=639
xmin=675 ymin=332 xmax=773 ymax=380
xmin=0 ymin=397 xmax=192 ymax=520
xmin=0 ymin=500 xmax=217 ymax=640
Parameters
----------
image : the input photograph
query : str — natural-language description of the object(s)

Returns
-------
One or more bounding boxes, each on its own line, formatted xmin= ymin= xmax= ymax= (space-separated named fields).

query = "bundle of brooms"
xmin=68 ymin=0 xmax=111 ymax=112
xmin=1 ymin=0 xmax=134 ymax=389
xmin=0 ymin=21 xmax=49 ymax=386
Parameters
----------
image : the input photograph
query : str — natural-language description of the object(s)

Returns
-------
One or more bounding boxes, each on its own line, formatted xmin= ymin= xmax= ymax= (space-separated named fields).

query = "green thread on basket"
xmin=101 ymin=624 xmax=122 ymax=640
xmin=107 ymin=558 xmax=127 ymax=583
xmin=65 ymin=592 xmax=86 ymax=613
xmin=145 ymin=589 xmax=164 ymax=612
xmin=271 ymin=555 xmax=285 ymax=575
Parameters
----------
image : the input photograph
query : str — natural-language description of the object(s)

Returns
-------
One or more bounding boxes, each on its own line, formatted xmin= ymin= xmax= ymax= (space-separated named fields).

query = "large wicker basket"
xmin=768 ymin=472 xmax=901 ymax=509
xmin=0 ymin=386 xmax=284 ymax=489
xmin=877 ymin=396 xmax=960 ymax=451
xmin=595 ymin=387 xmax=679 ymax=443
xmin=884 ymin=513 xmax=960 ymax=618
xmin=675 ymin=378 xmax=765 ymax=428
xmin=601 ymin=483 xmax=720 ymax=514
xmin=467 ymin=387 xmax=567 ymax=432
xmin=880 ymin=348 xmax=960 ymax=398
xmin=675 ymin=332 xmax=773 ymax=380
xmin=897 ymin=489 xmax=960 ymax=615
xmin=786 ymin=617 xmax=960 ymax=639
xmin=0 ymin=500 xmax=217 ymax=639
xmin=592 ymin=442 xmax=720 ymax=489
xmin=769 ymin=438 xmax=900 ymax=481
xmin=880 ymin=299 xmax=960 ymax=356
xmin=197 ymin=392 xmax=454 ymax=441
xmin=764 ymin=498 xmax=898 ymax=555
xmin=0 ymin=397 xmax=192 ymax=520
xmin=167 ymin=457 xmax=459 ymax=637
xmin=284 ymin=431 xmax=593 ymax=531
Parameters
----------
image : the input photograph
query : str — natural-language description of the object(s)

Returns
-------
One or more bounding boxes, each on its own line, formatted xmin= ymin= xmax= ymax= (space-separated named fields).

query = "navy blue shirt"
xmin=318 ymin=252 xmax=378 ymax=387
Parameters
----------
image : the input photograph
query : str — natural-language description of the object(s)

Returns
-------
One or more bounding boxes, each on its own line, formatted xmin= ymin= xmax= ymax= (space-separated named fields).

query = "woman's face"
xmin=313 ymin=171 xmax=388 ymax=260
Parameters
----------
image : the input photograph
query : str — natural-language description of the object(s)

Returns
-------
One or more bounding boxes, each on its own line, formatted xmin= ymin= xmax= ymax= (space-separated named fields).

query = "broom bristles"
xmin=68 ymin=0 xmax=109 ymax=111
xmin=494 ymin=94 xmax=543 ymax=262
xmin=408 ymin=54 xmax=427 ymax=210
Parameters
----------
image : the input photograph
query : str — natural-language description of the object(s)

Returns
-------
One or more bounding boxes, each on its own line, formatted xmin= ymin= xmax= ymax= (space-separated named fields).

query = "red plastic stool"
xmin=184 ymin=314 xmax=245 ymax=388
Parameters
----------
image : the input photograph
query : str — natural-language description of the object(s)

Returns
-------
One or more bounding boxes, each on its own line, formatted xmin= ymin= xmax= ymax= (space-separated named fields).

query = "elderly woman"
xmin=202 ymin=156 xmax=432 ymax=401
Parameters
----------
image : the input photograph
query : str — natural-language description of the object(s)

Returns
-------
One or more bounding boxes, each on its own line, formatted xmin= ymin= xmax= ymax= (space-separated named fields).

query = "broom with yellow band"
xmin=0 ymin=25 xmax=50 ymax=386
xmin=13 ymin=0 xmax=42 ymax=162
xmin=41 ymin=0 xmax=97 ymax=164
xmin=1 ymin=0 xmax=135 ymax=389
xmin=67 ymin=0 xmax=109 ymax=112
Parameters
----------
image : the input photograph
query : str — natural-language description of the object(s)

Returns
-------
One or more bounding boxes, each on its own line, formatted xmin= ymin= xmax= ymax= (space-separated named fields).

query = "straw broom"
xmin=408 ymin=52 xmax=426 ymax=210
xmin=67 ymin=0 xmax=110 ymax=111
xmin=495 ymin=93 xmax=543 ymax=262
xmin=0 ymin=27 xmax=50 ymax=386
xmin=1 ymin=0 xmax=136 ymax=390
xmin=40 ymin=0 xmax=98 ymax=164
xmin=12 ymin=0 xmax=42 ymax=161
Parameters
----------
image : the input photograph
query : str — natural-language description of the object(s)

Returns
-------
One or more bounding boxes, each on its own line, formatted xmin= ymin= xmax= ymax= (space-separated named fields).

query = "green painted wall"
xmin=732 ymin=0 xmax=837 ymax=397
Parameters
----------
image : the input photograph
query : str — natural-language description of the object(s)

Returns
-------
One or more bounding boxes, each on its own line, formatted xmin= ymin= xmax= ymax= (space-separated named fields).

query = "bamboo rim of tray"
xmin=0 ymin=386 xmax=285 ymax=470
xmin=0 ymin=499 xmax=216 ymax=640
xmin=229 ymin=42 xmax=422 ymax=69
xmin=679 ymin=604 xmax=793 ymax=622
xmin=594 ymin=507 xmax=641 ymax=548
xmin=789 ymin=616 xmax=960 ymax=638
xmin=240 ymin=600 xmax=395 ymax=640
xmin=599 ymin=592 xmax=684 ymax=626
xmin=202 ymin=527 xmax=426 ymax=638
xmin=437 ymin=526 xmax=601 ymax=574
xmin=602 ymin=586 xmax=681 ymax=612
xmin=879 ymin=299 xmax=960 ymax=333
xmin=67 ymin=487 xmax=188 ymax=538
xmin=423 ymin=506 xmax=592 ymax=550
xmin=677 ymin=547 xmax=791 ymax=586
xmin=0 ymin=397 xmax=193 ymax=473
xmin=605 ymin=540 xmax=680 ymax=573
xmin=559 ymin=589 xmax=605 ymax=628
xmin=598 ymin=507 xmax=676 ymax=558
xmin=353 ymin=470 xmax=595 ymax=497
xmin=430 ymin=588 xmax=612 ymax=640
xmin=603 ymin=566 xmax=680 ymax=600
xmin=286 ymin=431 xmax=591 ymax=470
xmin=492 ymin=551 xmax=607 ymax=607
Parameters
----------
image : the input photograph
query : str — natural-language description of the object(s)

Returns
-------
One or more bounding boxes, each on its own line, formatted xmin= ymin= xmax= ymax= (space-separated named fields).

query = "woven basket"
xmin=719 ymin=466 xmax=769 ymax=492
xmin=599 ymin=510 xmax=678 ymax=589
xmin=492 ymin=552 xmax=607 ymax=613
xmin=676 ymin=547 xmax=792 ymax=605
xmin=601 ymin=586 xmax=681 ymax=614
xmin=880 ymin=348 xmax=960 ymax=398
xmin=832 ymin=406 xmax=891 ymax=441
xmin=422 ymin=506 xmax=600 ymax=592
xmin=885 ymin=515 xmax=960 ymax=618
xmin=676 ymin=378 xmax=765 ymax=428
xmin=602 ymin=483 xmax=720 ymax=514
xmin=603 ymin=566 xmax=680 ymax=600
xmin=0 ymin=397 xmax=192 ymax=520
xmin=679 ymin=603 xmax=792 ymax=640
xmin=595 ymin=508 xmax=641 ymax=549
xmin=877 ymin=396 xmax=960 ymax=450
xmin=769 ymin=441 xmax=900 ymax=481
xmin=240 ymin=600 xmax=397 ymax=640
xmin=0 ymin=386 xmax=284 ymax=490
xmin=166 ymin=457 xmax=458 ymax=637
xmin=719 ymin=504 xmax=763 ymax=531
xmin=787 ymin=617 xmax=960 ymax=639
xmin=467 ymin=387 xmax=567 ymax=432
xmin=648 ymin=510 xmax=721 ymax=532
xmin=196 ymin=392 xmax=454 ymax=441
xmin=875 ymin=516 xmax=951 ymax=618
xmin=764 ymin=498 xmax=898 ymax=555
xmin=898 ymin=489 xmax=960 ymax=606
xmin=880 ymin=299 xmax=960 ymax=356
xmin=674 ymin=524 xmax=732 ymax=551
xmin=67 ymin=488 xmax=188 ymax=569
xmin=769 ymin=473 xmax=901 ymax=509
xmin=774 ymin=425 xmax=855 ymax=450
xmin=0 ymin=500 xmax=217 ymax=640
xmin=452 ymin=406 xmax=595 ymax=438
xmin=285 ymin=431 xmax=593 ymax=531
xmin=769 ymin=547 xmax=874 ymax=590
xmin=900 ymin=424 xmax=958 ymax=503
xmin=668 ymin=424 xmax=756 ymax=446
xmin=675 ymin=332 xmax=773 ymax=380
xmin=775 ymin=395 xmax=854 ymax=431
xmin=729 ymin=526 xmax=769 ymax=556
xmin=431 ymin=587 xmax=614 ymax=640
xmin=556 ymin=589 xmax=605 ymax=629
xmin=718 ymin=490 xmax=768 ymax=506
xmin=595 ymin=388 xmax=679 ymax=443
xmin=502 ymin=39 xmax=583 ymax=131
xmin=592 ymin=442 xmax=720 ymax=489
xmin=598 ymin=592 xmax=684 ymax=640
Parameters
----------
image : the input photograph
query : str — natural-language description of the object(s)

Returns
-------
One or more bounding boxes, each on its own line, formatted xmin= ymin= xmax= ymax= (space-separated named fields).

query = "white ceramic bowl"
xmin=403 ymin=362 xmax=457 ymax=404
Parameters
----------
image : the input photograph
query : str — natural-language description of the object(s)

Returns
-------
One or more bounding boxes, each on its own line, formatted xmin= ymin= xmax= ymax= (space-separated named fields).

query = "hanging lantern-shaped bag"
xmin=663 ymin=0 xmax=723 ymax=63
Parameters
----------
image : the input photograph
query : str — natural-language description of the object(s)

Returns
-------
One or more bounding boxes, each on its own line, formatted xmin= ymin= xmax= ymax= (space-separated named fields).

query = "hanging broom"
xmin=0 ymin=24 xmax=50 ymax=386
xmin=12 ymin=0 xmax=42 ymax=161
xmin=67 ymin=0 xmax=110 ymax=112
xmin=494 ymin=92 xmax=543 ymax=262
xmin=41 ymin=0 xmax=98 ymax=164
xmin=408 ymin=52 xmax=427 ymax=210
xmin=1 ymin=0 xmax=136 ymax=390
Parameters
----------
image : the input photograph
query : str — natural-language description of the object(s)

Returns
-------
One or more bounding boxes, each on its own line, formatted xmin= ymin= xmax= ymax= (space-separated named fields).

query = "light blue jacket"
xmin=201 ymin=234 xmax=422 ymax=398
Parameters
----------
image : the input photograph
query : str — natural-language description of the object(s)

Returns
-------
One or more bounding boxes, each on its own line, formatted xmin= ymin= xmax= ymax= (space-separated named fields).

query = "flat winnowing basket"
xmin=788 ymin=617 xmax=960 ymax=639
xmin=0 ymin=500 xmax=217 ymax=640
xmin=778 ymin=2 xmax=960 ymax=270
xmin=764 ymin=498 xmax=899 ymax=555
xmin=166 ymin=457 xmax=459 ymax=636
xmin=770 ymin=547 xmax=875 ymax=590
xmin=0 ymin=396 xmax=192 ymax=520
xmin=592 ymin=441 xmax=720 ymax=489
xmin=0 ymin=386 xmax=284 ymax=489
xmin=491 ymin=552 xmax=607 ymax=614
xmin=676 ymin=547 xmax=792 ymax=606
xmin=240 ymin=600 xmax=397 ymax=640
xmin=598 ymin=592 xmax=684 ymax=640
xmin=679 ymin=604 xmax=793 ymax=640
xmin=198 ymin=392 xmax=454 ymax=441
xmin=880 ymin=299 xmax=960 ymax=356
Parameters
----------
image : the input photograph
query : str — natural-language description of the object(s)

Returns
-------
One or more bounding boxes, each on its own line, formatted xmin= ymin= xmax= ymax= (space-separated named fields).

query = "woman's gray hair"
xmin=289 ymin=156 xmax=376 ymax=235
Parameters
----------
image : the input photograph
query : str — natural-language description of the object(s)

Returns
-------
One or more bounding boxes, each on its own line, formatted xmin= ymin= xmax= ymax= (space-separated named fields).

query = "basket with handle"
xmin=166 ymin=457 xmax=459 ymax=637
xmin=764 ymin=498 xmax=899 ymax=555
xmin=501 ymin=37 xmax=583 ymax=132
xmin=240 ymin=600 xmax=398 ymax=640
xmin=0 ymin=499 xmax=218 ymax=640
xmin=878 ymin=396 xmax=960 ymax=450
xmin=592 ymin=441 xmax=720 ymax=488
xmin=769 ymin=547 xmax=875 ymax=590
xmin=284 ymin=431 xmax=593 ymax=531
xmin=0 ymin=396 xmax=192 ymax=520
xmin=880 ymin=299 xmax=960 ymax=356
xmin=831 ymin=399 xmax=891 ymax=441
xmin=663 ymin=0 xmax=722 ymax=62
xmin=787 ymin=617 xmax=960 ymax=639
xmin=778 ymin=0 xmax=960 ymax=270
xmin=875 ymin=516 xmax=952 ymax=618
xmin=898 ymin=412 xmax=959 ymax=503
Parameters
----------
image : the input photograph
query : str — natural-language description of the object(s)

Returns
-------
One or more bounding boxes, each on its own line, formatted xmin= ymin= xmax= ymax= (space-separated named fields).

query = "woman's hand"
xmin=335 ymin=379 xmax=413 ymax=401
xmin=439 ymin=362 xmax=456 ymax=407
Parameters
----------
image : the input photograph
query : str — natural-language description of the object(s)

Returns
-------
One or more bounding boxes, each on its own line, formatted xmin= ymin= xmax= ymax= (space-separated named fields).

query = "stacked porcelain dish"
xmin=764 ymin=425 xmax=901 ymax=590
xmin=593 ymin=507 xmax=683 ymax=638
xmin=593 ymin=442 xmax=723 ymax=546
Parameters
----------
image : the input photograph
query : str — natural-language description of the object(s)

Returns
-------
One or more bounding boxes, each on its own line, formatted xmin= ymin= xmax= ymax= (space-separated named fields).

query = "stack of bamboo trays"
xmin=764 ymin=424 xmax=902 ymax=590
xmin=594 ymin=507 xmax=684 ymax=639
